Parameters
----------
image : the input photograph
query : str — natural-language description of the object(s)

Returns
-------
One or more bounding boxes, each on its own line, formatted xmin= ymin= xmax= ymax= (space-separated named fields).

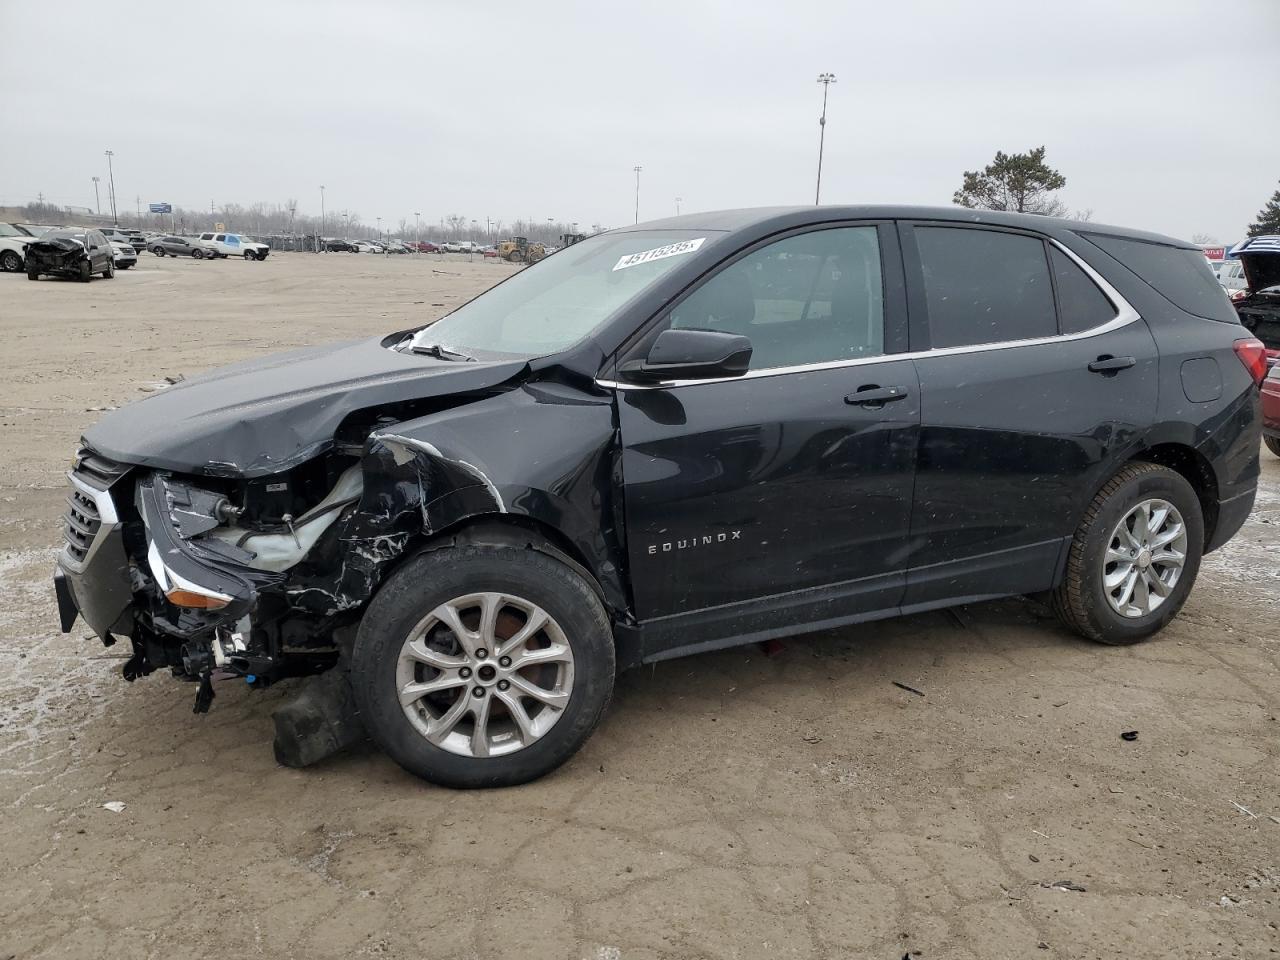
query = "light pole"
xmin=415 ymin=212 xmax=421 ymax=251
xmin=633 ymin=165 xmax=643 ymax=224
xmin=376 ymin=217 xmax=382 ymax=240
xmin=675 ymin=196 xmax=682 ymax=216
xmin=318 ymin=185 xmax=325 ymax=252
xmin=91 ymin=177 xmax=101 ymax=216
xmin=814 ymin=72 xmax=836 ymax=205
xmin=104 ymin=150 xmax=118 ymax=224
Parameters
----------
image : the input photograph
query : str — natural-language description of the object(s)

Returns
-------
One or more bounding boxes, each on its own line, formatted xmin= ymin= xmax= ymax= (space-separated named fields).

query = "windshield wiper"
xmin=411 ymin=342 xmax=475 ymax=362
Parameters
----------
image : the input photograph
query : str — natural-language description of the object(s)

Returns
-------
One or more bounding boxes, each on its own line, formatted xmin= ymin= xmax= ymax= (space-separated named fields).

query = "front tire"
xmin=192 ymin=249 xmax=204 ymax=259
xmin=1053 ymin=462 xmax=1203 ymax=645
xmin=152 ymin=247 xmax=165 ymax=257
xmin=78 ymin=261 xmax=92 ymax=282
xmin=0 ymin=250 xmax=22 ymax=272
xmin=1265 ymin=436 xmax=1280 ymax=459
xmin=351 ymin=543 xmax=615 ymax=788
xmin=27 ymin=268 xmax=38 ymax=280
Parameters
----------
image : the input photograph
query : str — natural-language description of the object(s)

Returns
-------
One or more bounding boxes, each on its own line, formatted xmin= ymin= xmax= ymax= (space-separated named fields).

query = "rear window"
xmin=1084 ymin=233 xmax=1237 ymax=323
xmin=1050 ymin=247 xmax=1116 ymax=334
xmin=915 ymin=226 xmax=1056 ymax=348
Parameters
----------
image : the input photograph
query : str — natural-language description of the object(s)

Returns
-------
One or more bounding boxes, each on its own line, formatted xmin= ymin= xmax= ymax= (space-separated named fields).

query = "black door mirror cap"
xmin=621 ymin=328 xmax=753 ymax=383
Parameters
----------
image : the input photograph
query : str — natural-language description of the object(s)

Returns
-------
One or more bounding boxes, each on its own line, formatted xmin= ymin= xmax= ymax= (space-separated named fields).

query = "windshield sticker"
xmin=612 ymin=237 xmax=706 ymax=271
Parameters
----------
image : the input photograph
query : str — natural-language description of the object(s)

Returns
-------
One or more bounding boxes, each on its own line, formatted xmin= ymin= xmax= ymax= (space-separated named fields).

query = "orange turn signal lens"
xmin=165 ymin=589 xmax=230 ymax=610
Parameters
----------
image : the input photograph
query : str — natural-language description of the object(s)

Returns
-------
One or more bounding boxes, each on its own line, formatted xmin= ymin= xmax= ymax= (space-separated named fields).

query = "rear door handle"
xmin=845 ymin=385 xmax=909 ymax=406
xmin=1088 ymin=355 xmax=1136 ymax=373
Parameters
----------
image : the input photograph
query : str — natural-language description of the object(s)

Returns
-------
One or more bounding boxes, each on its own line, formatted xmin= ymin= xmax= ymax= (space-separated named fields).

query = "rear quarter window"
xmin=1083 ymin=233 xmax=1237 ymax=323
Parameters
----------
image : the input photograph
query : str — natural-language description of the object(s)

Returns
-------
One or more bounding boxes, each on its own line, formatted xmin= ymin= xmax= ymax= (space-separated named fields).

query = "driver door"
xmin=613 ymin=223 xmax=919 ymax=651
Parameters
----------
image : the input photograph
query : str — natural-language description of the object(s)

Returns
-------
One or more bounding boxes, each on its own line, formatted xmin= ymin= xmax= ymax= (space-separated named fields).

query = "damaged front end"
xmin=27 ymin=236 xmax=90 ymax=277
xmin=56 ymin=445 xmax=380 ymax=715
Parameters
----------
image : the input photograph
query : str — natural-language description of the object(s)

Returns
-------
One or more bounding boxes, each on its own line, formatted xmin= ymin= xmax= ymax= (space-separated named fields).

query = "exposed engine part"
xmin=272 ymin=668 xmax=367 ymax=768
xmin=205 ymin=465 xmax=363 ymax=572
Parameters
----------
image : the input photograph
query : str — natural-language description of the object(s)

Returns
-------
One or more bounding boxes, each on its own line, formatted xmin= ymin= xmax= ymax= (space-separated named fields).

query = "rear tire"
xmin=152 ymin=247 xmax=165 ymax=257
xmin=351 ymin=543 xmax=615 ymax=788
xmin=192 ymin=249 xmax=204 ymax=259
xmin=1052 ymin=462 xmax=1203 ymax=645
xmin=102 ymin=260 xmax=114 ymax=279
xmin=1265 ymin=436 xmax=1280 ymax=458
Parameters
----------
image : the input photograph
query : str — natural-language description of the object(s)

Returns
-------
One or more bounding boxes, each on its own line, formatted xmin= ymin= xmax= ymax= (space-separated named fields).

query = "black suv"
xmin=54 ymin=206 xmax=1264 ymax=787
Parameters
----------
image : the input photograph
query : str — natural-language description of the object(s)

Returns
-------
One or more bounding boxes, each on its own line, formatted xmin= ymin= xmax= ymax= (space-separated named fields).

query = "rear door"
xmin=615 ymin=223 xmax=920 ymax=638
xmin=900 ymin=222 xmax=1158 ymax=606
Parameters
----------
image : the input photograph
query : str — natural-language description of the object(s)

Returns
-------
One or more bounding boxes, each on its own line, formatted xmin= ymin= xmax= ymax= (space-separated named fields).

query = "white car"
xmin=197 ymin=232 xmax=271 ymax=260
xmin=354 ymin=241 xmax=383 ymax=253
xmin=109 ymin=241 xmax=138 ymax=270
xmin=1215 ymin=258 xmax=1247 ymax=294
xmin=0 ymin=222 xmax=35 ymax=272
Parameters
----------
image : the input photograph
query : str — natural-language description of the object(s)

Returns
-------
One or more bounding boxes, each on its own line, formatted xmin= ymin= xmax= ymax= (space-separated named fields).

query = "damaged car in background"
xmin=56 ymin=206 xmax=1263 ymax=788
xmin=27 ymin=228 xmax=116 ymax=281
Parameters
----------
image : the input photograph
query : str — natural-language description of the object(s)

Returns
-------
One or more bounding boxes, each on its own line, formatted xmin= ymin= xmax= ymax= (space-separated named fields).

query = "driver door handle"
xmin=1088 ymin=355 xmax=1136 ymax=373
xmin=845 ymin=385 xmax=909 ymax=406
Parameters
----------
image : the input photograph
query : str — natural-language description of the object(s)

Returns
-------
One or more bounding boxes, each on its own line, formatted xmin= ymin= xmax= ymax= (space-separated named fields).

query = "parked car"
xmin=409 ymin=241 xmax=441 ymax=253
xmin=109 ymin=241 xmax=138 ymax=270
xmin=150 ymin=236 xmax=213 ymax=258
xmin=121 ymin=229 xmax=147 ymax=252
xmin=1230 ymin=235 xmax=1280 ymax=371
xmin=439 ymin=241 xmax=463 ymax=253
xmin=482 ymin=246 xmax=498 ymax=258
xmin=0 ymin=222 xmax=35 ymax=272
xmin=53 ymin=205 xmax=1264 ymax=788
xmin=197 ymin=232 xmax=270 ymax=260
xmin=1216 ymin=258 xmax=1248 ymax=294
xmin=355 ymin=240 xmax=384 ymax=253
xmin=26 ymin=229 xmax=115 ymax=281
xmin=324 ymin=239 xmax=358 ymax=252
xmin=1263 ymin=366 xmax=1280 ymax=458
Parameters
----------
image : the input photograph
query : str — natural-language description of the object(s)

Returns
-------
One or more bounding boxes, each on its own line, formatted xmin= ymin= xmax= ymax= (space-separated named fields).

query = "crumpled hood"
xmin=83 ymin=336 xmax=528 ymax=477
xmin=30 ymin=237 xmax=86 ymax=256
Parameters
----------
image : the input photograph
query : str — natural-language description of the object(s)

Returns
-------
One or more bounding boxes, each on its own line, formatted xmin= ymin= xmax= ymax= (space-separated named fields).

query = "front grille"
xmin=61 ymin=450 xmax=127 ymax=566
xmin=64 ymin=488 xmax=102 ymax=564
xmin=74 ymin=450 xmax=128 ymax=490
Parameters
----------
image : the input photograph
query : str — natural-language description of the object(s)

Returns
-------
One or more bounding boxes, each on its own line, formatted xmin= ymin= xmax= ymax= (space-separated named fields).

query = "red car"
xmin=407 ymin=241 xmax=440 ymax=253
xmin=1262 ymin=365 xmax=1280 ymax=458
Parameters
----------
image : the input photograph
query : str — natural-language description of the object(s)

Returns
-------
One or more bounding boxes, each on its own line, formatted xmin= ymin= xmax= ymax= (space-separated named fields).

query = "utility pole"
xmin=633 ymin=165 xmax=643 ymax=224
xmin=135 ymin=195 xmax=141 ymax=225
xmin=675 ymin=196 xmax=682 ymax=216
xmin=814 ymin=72 xmax=836 ymax=205
xmin=104 ymin=149 xmax=118 ymax=223
xmin=91 ymin=177 xmax=101 ymax=215
xmin=414 ymin=212 xmax=421 ymax=251
xmin=318 ymin=185 xmax=325 ymax=252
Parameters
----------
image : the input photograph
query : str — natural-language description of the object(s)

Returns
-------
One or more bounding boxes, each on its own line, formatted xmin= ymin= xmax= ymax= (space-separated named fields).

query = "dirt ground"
xmin=1 ymin=252 xmax=1277 ymax=960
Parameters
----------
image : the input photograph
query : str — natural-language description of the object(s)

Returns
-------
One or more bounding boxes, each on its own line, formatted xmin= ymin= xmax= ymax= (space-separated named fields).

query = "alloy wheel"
xmin=395 ymin=592 xmax=574 ymax=758
xmin=1103 ymin=498 xmax=1188 ymax=618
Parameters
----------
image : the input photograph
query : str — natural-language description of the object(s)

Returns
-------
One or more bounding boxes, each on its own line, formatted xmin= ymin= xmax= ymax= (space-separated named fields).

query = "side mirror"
xmin=620 ymin=328 xmax=752 ymax=383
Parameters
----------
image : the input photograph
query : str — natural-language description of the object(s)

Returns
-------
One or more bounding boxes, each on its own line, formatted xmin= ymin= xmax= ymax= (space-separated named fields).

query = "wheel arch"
xmin=1127 ymin=442 xmax=1219 ymax=549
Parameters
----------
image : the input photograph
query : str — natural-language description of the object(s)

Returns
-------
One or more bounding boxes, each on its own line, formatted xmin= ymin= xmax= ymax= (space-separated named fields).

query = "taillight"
xmin=1233 ymin=337 xmax=1268 ymax=386
xmin=1229 ymin=288 xmax=1248 ymax=302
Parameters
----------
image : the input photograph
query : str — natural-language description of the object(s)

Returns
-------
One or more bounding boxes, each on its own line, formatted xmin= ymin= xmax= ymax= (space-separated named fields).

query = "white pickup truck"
xmin=197 ymin=232 xmax=270 ymax=260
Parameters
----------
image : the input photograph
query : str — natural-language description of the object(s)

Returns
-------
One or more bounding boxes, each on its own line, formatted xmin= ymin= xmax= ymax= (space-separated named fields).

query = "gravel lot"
xmin=1 ymin=252 xmax=1277 ymax=960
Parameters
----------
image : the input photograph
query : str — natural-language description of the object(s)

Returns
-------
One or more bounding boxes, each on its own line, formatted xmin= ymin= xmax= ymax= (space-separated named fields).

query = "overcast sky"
xmin=2 ymin=0 xmax=1277 ymax=241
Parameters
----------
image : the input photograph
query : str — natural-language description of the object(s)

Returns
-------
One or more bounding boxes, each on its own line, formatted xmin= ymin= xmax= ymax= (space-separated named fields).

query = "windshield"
xmin=0 ymin=223 xmax=32 ymax=237
xmin=412 ymin=230 xmax=713 ymax=356
xmin=46 ymin=230 xmax=86 ymax=243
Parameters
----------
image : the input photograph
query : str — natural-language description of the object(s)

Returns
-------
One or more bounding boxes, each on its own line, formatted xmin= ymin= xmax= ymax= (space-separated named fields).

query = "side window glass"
xmin=1050 ymin=247 xmax=1116 ymax=334
xmin=915 ymin=227 xmax=1056 ymax=348
xmin=669 ymin=226 xmax=884 ymax=370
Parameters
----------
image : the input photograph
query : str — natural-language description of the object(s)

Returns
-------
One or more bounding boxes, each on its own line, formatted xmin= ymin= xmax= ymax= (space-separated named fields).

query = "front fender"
xmin=287 ymin=380 xmax=626 ymax=617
